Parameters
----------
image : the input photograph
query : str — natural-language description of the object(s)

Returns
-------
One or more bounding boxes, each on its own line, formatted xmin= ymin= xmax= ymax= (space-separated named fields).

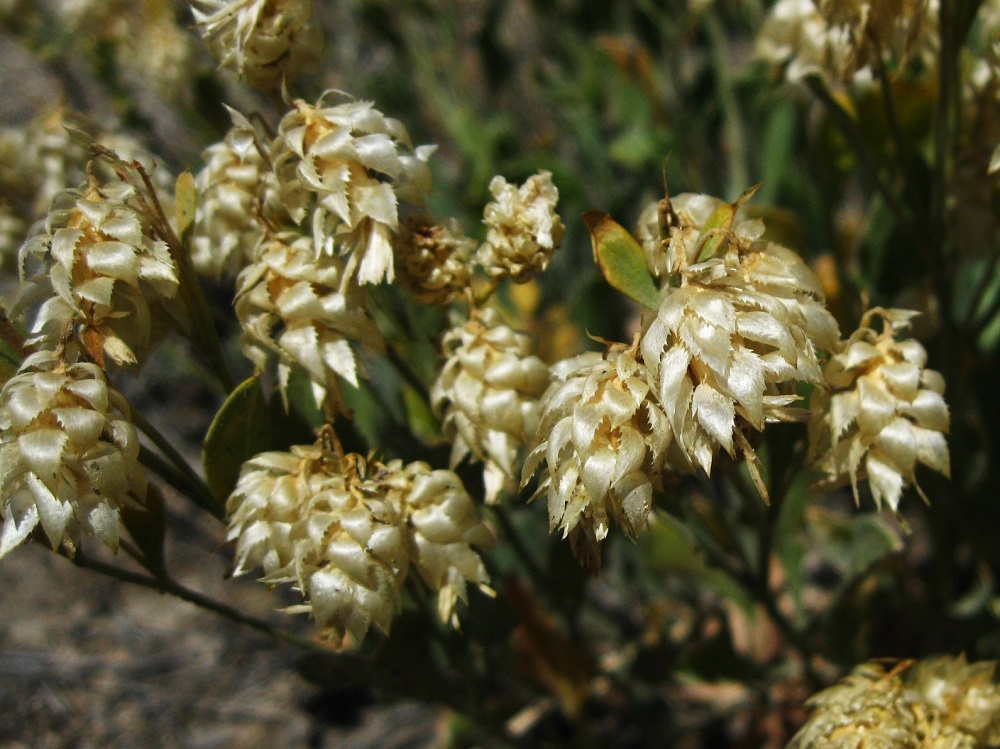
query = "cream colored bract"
xmin=0 ymin=351 xmax=146 ymax=558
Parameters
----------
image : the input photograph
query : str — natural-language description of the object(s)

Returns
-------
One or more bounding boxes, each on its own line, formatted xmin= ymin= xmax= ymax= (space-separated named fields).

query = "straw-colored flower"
xmin=192 ymin=113 xmax=284 ymax=278
xmin=15 ymin=175 xmax=179 ymax=367
xmin=523 ymin=336 xmax=669 ymax=569
xmin=640 ymin=191 xmax=839 ymax=496
xmin=809 ymin=308 xmax=950 ymax=511
xmin=227 ymin=443 xmax=409 ymax=645
xmin=192 ymin=0 xmax=322 ymax=90
xmin=788 ymin=656 xmax=1000 ymax=748
xmin=271 ymin=93 xmax=435 ymax=286
xmin=395 ymin=217 xmax=476 ymax=306
xmin=432 ymin=306 xmax=550 ymax=503
xmin=235 ymin=231 xmax=383 ymax=417
xmin=227 ymin=438 xmax=491 ymax=644
xmin=477 ymin=171 xmax=565 ymax=283
xmin=383 ymin=460 xmax=493 ymax=627
xmin=0 ymin=351 xmax=146 ymax=558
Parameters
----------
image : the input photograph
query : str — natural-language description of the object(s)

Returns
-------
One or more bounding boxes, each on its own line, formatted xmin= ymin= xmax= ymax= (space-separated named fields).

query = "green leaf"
xmin=203 ymin=374 xmax=271 ymax=504
xmin=174 ymin=171 xmax=197 ymax=245
xmin=584 ymin=211 xmax=660 ymax=310
xmin=121 ymin=483 xmax=166 ymax=574
xmin=285 ymin=367 xmax=326 ymax=430
xmin=641 ymin=511 xmax=704 ymax=575
xmin=807 ymin=506 xmax=903 ymax=585
xmin=693 ymin=183 xmax=762 ymax=263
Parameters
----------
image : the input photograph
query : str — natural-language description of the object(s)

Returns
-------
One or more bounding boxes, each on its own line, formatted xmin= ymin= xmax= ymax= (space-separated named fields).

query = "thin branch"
xmin=130 ymin=408 xmax=222 ymax=520
xmin=68 ymin=550 xmax=333 ymax=653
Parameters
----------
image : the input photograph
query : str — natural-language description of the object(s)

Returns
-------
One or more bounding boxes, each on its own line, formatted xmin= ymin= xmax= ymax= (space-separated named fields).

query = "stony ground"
xmin=0 ymin=489 xmax=443 ymax=749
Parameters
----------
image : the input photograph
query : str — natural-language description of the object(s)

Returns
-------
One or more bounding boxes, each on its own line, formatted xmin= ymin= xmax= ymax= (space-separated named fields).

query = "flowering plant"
xmin=1 ymin=1 xmax=999 ymax=746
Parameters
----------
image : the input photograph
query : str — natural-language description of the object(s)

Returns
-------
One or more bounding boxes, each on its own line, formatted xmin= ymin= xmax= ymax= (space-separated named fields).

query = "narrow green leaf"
xmin=583 ymin=211 xmax=660 ymax=310
xmin=121 ymin=483 xmax=167 ymax=574
xmin=174 ymin=171 xmax=197 ymax=245
xmin=693 ymin=183 xmax=762 ymax=263
xmin=203 ymin=374 xmax=271 ymax=504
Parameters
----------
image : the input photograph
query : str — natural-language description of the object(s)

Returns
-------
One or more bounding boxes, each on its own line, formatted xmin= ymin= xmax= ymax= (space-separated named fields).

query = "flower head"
xmin=271 ymin=93 xmax=435 ymax=286
xmin=640 ymin=191 xmax=839 ymax=496
xmin=808 ymin=308 xmax=950 ymax=511
xmin=523 ymin=336 xmax=669 ymax=569
xmin=476 ymin=171 xmax=565 ymax=283
xmin=192 ymin=113 xmax=285 ymax=278
xmin=235 ymin=231 xmax=383 ymax=417
xmin=432 ymin=306 xmax=550 ymax=503
xmin=193 ymin=0 xmax=322 ymax=90
xmin=395 ymin=217 xmax=476 ymax=306
xmin=227 ymin=443 xmax=409 ymax=645
xmin=788 ymin=656 xmax=1000 ymax=748
xmin=14 ymin=173 xmax=179 ymax=367
xmin=0 ymin=351 xmax=146 ymax=558
xmin=383 ymin=460 xmax=493 ymax=627
xmin=227 ymin=436 xmax=491 ymax=645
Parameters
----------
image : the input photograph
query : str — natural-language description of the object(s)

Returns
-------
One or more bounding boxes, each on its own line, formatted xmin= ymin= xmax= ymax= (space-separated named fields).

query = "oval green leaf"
xmin=583 ymin=211 xmax=660 ymax=311
xmin=203 ymin=374 xmax=271 ymax=504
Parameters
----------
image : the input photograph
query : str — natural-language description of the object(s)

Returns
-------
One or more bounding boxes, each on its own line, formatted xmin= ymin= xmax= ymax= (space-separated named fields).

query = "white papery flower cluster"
xmin=432 ymin=306 xmax=550 ymax=504
xmin=235 ymin=231 xmax=383 ymax=417
xmin=757 ymin=0 xmax=939 ymax=85
xmin=15 ymin=175 xmax=179 ymax=368
xmin=527 ymin=189 xmax=843 ymax=563
xmin=523 ymin=337 xmax=668 ymax=569
xmin=191 ymin=114 xmax=285 ymax=278
xmin=640 ymin=192 xmax=840 ymax=491
xmin=477 ymin=171 xmax=565 ymax=283
xmin=271 ymin=94 xmax=435 ymax=287
xmin=808 ymin=308 xmax=950 ymax=511
xmin=192 ymin=0 xmax=322 ymax=90
xmin=226 ymin=438 xmax=492 ymax=644
xmin=788 ymin=656 xmax=1000 ymax=749
xmin=0 ymin=351 xmax=146 ymax=558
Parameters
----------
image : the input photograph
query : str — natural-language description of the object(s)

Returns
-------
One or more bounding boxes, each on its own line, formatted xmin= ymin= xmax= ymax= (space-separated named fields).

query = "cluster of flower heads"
xmin=0 ymin=147 xmax=179 ymax=560
xmin=226 ymin=431 xmax=492 ymax=645
xmin=523 ymin=187 xmax=951 ymax=567
xmin=757 ymin=0 xmax=940 ymax=85
xmin=189 ymin=86 xmax=563 ymax=420
xmin=432 ymin=306 xmax=551 ymax=504
xmin=788 ymin=656 xmax=1000 ymax=748
xmin=193 ymin=0 xmax=322 ymax=91
xmin=808 ymin=307 xmax=950 ymax=511
xmin=0 ymin=351 xmax=147 ymax=559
